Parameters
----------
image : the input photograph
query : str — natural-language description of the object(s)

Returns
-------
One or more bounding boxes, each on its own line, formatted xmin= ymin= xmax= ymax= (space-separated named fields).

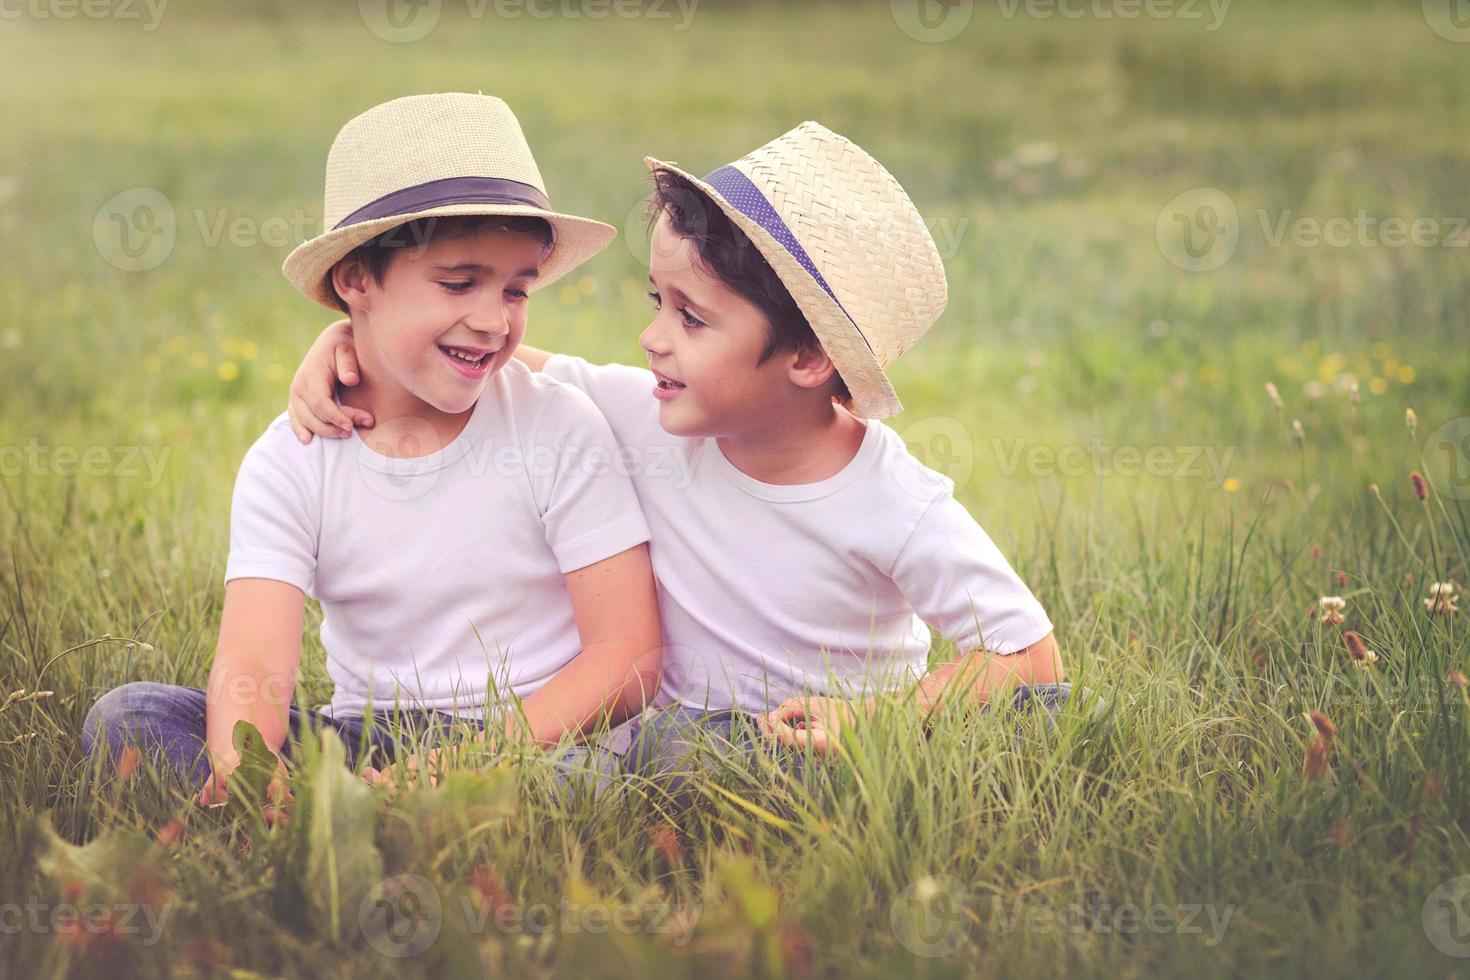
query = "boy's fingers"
xmin=335 ymin=343 xmax=360 ymax=386
xmin=302 ymin=402 xmax=351 ymax=439
xmin=343 ymin=406 xmax=374 ymax=429
xmin=765 ymin=719 xmax=800 ymax=750
xmin=771 ymin=698 xmax=807 ymax=722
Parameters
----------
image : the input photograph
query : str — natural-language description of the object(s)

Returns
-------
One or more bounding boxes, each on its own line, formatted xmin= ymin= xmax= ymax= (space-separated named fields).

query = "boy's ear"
xmin=329 ymin=256 xmax=374 ymax=312
xmin=786 ymin=344 xmax=839 ymax=392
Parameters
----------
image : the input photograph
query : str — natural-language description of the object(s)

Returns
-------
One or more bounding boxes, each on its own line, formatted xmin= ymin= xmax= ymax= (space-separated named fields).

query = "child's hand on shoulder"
xmin=287 ymin=319 xmax=375 ymax=444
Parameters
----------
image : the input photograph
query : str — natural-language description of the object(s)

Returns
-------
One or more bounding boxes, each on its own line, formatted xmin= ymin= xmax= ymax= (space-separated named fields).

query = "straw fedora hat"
xmin=645 ymin=122 xmax=948 ymax=419
xmin=284 ymin=93 xmax=615 ymax=309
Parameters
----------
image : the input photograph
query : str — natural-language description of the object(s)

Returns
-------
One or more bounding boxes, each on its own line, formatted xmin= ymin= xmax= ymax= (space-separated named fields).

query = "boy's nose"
xmin=465 ymin=299 xmax=511 ymax=338
xmin=638 ymin=317 xmax=670 ymax=358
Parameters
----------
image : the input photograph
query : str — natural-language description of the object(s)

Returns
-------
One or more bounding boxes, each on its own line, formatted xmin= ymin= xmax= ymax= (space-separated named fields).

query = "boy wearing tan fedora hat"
xmin=83 ymin=94 xmax=662 ymax=807
xmin=289 ymin=120 xmax=1067 ymax=779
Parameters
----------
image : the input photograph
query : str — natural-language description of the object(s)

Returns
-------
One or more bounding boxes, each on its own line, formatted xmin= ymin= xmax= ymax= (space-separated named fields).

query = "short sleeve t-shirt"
xmin=224 ymin=359 xmax=651 ymax=719
xmin=541 ymin=354 xmax=1054 ymax=712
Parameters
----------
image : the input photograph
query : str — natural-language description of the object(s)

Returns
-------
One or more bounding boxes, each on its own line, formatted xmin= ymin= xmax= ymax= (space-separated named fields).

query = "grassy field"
xmin=2 ymin=1 xmax=1469 ymax=976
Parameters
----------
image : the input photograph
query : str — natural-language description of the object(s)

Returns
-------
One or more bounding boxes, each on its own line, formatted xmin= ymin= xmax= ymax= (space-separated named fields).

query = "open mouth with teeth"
xmin=653 ymin=369 xmax=685 ymax=392
xmin=438 ymin=345 xmax=493 ymax=373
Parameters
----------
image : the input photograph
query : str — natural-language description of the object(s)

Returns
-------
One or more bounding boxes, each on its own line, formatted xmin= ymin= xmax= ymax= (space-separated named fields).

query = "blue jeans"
xmin=82 ymin=680 xmax=1075 ymax=797
xmin=559 ymin=681 xmax=1077 ymax=802
xmin=81 ymin=680 xmax=488 ymax=793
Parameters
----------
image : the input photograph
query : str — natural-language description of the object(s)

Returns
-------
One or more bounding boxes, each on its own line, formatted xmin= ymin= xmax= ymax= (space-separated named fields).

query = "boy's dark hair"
xmin=648 ymin=166 xmax=851 ymax=407
xmin=329 ymin=214 xmax=555 ymax=313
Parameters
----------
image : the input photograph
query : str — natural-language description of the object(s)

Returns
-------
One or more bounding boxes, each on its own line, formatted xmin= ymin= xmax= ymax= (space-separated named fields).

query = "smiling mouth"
xmin=653 ymin=369 xmax=685 ymax=391
xmin=439 ymin=345 xmax=493 ymax=370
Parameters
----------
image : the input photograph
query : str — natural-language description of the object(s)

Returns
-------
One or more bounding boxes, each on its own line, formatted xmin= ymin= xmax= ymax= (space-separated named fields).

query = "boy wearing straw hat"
xmin=83 ymin=94 xmax=661 ymax=807
xmin=288 ymin=121 xmax=1066 ymax=773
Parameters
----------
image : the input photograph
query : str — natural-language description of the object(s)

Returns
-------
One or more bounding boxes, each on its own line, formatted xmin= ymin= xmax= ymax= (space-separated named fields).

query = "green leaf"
xmin=304 ymin=727 xmax=383 ymax=942
xmin=227 ymin=718 xmax=280 ymax=807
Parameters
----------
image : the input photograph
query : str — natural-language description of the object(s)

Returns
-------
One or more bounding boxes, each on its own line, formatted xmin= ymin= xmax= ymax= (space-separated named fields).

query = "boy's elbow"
xmin=1018 ymin=632 xmax=1065 ymax=685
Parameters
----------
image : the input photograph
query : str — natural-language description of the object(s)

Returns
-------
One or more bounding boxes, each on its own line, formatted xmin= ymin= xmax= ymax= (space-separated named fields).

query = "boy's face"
xmin=339 ymin=228 xmax=544 ymax=416
xmin=639 ymin=214 xmax=800 ymax=439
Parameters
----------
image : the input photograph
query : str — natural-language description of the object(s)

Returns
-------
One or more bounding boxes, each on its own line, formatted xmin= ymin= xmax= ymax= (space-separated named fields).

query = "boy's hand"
xmin=287 ymin=319 xmax=375 ymax=444
xmin=362 ymin=723 xmax=506 ymax=796
xmin=196 ymin=759 xmax=295 ymax=826
xmin=758 ymin=696 xmax=874 ymax=758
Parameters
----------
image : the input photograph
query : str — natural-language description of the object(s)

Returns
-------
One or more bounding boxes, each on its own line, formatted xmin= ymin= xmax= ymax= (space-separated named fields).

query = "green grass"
xmin=2 ymin=2 xmax=1469 ymax=976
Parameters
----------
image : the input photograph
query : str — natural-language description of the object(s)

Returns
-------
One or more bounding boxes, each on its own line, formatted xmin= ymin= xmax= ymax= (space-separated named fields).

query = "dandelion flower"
xmin=1425 ymin=581 xmax=1459 ymax=616
xmin=1319 ymin=595 xmax=1347 ymax=626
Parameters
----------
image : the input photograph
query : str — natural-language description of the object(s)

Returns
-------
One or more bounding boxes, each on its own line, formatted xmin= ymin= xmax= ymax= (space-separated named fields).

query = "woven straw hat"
xmin=645 ymin=122 xmax=948 ymax=418
xmin=284 ymin=93 xmax=615 ymax=309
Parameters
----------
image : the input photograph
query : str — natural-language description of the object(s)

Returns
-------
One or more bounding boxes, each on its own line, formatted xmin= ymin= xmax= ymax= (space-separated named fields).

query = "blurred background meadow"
xmin=2 ymin=0 xmax=1469 ymax=976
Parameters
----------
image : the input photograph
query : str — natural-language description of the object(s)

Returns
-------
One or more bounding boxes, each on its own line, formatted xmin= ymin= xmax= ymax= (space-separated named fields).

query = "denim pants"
xmin=81 ymin=680 xmax=1074 ymax=797
xmin=80 ymin=680 xmax=489 ymax=793
xmin=558 ymin=681 xmax=1077 ymax=803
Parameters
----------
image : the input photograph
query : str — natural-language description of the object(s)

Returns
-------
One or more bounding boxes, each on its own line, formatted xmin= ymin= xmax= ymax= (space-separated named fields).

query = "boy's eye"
xmin=649 ymin=289 xmax=703 ymax=329
xmin=439 ymin=281 xmax=473 ymax=293
xmin=506 ymin=288 xmax=529 ymax=300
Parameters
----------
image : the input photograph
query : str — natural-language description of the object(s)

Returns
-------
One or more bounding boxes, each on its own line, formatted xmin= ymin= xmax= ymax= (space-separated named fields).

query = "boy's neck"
xmin=716 ymin=398 xmax=866 ymax=486
xmin=339 ymin=369 xmax=475 ymax=459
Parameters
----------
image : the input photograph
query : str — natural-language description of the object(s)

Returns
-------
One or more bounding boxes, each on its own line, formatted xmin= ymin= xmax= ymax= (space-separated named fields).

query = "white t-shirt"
xmin=542 ymin=354 xmax=1054 ymax=712
xmin=224 ymin=359 xmax=651 ymax=719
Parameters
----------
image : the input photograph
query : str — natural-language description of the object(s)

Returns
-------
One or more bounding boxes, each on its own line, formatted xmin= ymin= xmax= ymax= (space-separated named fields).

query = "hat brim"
xmin=644 ymin=156 xmax=902 ymax=419
xmin=282 ymin=203 xmax=616 ymax=311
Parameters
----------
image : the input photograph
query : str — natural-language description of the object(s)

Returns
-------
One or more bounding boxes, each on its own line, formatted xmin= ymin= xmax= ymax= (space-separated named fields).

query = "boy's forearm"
xmin=908 ymin=632 xmax=1065 ymax=718
xmin=490 ymin=640 xmax=659 ymax=748
xmin=204 ymin=651 xmax=297 ymax=772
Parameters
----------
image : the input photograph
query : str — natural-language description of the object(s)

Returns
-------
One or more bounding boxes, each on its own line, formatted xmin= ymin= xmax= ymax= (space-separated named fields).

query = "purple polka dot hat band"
xmin=701 ymin=165 xmax=868 ymax=350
